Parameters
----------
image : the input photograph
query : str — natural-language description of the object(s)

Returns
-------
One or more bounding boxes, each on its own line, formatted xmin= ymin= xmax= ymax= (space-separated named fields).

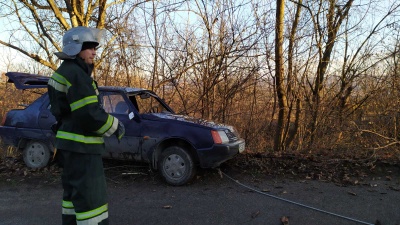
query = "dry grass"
xmin=0 ymin=139 xmax=19 ymax=160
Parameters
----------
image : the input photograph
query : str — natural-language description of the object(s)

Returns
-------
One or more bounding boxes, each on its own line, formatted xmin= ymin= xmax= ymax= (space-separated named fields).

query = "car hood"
xmin=152 ymin=113 xmax=235 ymax=131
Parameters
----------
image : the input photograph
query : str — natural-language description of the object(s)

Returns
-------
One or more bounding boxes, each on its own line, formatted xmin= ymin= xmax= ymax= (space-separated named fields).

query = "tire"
xmin=22 ymin=141 xmax=51 ymax=169
xmin=158 ymin=146 xmax=196 ymax=186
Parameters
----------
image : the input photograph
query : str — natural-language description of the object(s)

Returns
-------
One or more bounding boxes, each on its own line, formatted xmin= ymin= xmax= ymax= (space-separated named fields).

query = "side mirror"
xmin=140 ymin=93 xmax=151 ymax=99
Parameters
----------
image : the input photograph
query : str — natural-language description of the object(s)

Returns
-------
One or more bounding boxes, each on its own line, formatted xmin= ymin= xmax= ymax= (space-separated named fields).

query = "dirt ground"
xmin=0 ymin=153 xmax=400 ymax=225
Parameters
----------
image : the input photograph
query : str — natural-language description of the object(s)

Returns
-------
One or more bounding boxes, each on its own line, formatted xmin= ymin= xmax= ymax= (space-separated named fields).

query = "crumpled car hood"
xmin=152 ymin=113 xmax=234 ymax=131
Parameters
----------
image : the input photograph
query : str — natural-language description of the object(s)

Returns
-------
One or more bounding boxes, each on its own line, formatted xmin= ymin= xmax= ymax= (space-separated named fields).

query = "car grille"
xmin=225 ymin=130 xmax=238 ymax=142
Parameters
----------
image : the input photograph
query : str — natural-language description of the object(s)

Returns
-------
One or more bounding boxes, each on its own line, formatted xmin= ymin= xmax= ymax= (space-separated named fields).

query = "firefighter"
xmin=48 ymin=26 xmax=125 ymax=225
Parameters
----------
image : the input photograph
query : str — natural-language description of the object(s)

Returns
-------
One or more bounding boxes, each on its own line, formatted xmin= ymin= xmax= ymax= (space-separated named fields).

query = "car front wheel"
xmin=158 ymin=146 xmax=196 ymax=186
xmin=22 ymin=141 xmax=51 ymax=169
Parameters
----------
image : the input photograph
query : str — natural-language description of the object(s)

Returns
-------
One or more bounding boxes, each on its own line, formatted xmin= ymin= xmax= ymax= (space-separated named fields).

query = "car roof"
xmin=5 ymin=72 xmax=152 ymax=94
xmin=99 ymin=86 xmax=148 ymax=94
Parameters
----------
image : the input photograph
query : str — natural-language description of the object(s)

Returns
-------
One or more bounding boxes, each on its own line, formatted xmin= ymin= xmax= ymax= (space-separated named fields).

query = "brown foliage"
xmin=1 ymin=1 xmax=400 ymax=164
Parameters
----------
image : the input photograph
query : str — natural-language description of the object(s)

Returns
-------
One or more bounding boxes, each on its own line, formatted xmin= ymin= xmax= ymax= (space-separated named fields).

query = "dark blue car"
xmin=0 ymin=72 xmax=245 ymax=185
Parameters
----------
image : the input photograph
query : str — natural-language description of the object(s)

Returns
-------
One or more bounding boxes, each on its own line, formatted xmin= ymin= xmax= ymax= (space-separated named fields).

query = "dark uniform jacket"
xmin=47 ymin=57 xmax=118 ymax=154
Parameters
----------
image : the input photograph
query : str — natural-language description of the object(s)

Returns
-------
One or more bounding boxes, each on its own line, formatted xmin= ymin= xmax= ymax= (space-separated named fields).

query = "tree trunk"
xmin=309 ymin=0 xmax=354 ymax=148
xmin=285 ymin=0 xmax=302 ymax=149
xmin=273 ymin=0 xmax=288 ymax=152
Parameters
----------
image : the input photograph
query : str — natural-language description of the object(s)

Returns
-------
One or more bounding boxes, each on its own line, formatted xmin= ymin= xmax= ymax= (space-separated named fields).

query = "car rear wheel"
xmin=22 ymin=141 xmax=51 ymax=168
xmin=158 ymin=146 xmax=196 ymax=186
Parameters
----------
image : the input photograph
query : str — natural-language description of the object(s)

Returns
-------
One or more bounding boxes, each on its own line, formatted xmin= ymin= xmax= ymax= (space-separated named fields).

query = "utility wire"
xmin=219 ymin=169 xmax=375 ymax=225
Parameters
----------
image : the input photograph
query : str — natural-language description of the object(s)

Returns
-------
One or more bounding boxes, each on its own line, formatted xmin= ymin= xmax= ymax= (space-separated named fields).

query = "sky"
xmin=0 ymin=46 xmax=22 ymax=73
xmin=0 ymin=16 xmax=35 ymax=73
xmin=0 ymin=3 xmax=59 ymax=74
xmin=0 ymin=0 xmax=399 ymax=74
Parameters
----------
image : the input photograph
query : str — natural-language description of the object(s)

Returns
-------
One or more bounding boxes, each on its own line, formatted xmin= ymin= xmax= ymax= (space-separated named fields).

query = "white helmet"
xmin=55 ymin=26 xmax=104 ymax=59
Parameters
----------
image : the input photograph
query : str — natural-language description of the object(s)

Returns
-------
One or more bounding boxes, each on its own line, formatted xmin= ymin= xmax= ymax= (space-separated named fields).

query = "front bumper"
xmin=197 ymin=139 xmax=245 ymax=168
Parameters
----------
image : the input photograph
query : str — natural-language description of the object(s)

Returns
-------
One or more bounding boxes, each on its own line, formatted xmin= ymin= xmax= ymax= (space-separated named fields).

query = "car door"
xmin=100 ymin=91 xmax=142 ymax=160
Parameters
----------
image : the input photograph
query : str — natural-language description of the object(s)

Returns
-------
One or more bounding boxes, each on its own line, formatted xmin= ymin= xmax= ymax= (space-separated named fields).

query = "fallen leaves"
xmin=280 ymin=216 xmax=289 ymax=225
xmin=389 ymin=186 xmax=400 ymax=191
xmin=229 ymin=152 xmax=400 ymax=186
xmin=251 ymin=210 xmax=260 ymax=218
xmin=347 ymin=191 xmax=357 ymax=196
xmin=0 ymin=156 xmax=60 ymax=178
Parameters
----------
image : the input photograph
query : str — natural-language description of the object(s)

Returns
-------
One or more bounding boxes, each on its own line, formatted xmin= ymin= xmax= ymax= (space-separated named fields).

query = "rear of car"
xmin=0 ymin=93 xmax=55 ymax=168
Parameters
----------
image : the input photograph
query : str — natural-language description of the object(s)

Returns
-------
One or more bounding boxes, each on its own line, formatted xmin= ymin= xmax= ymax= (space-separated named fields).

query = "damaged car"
xmin=0 ymin=72 xmax=245 ymax=185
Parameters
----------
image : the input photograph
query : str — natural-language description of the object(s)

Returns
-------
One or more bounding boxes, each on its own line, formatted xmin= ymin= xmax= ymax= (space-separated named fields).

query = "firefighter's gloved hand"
xmin=115 ymin=121 xmax=125 ymax=143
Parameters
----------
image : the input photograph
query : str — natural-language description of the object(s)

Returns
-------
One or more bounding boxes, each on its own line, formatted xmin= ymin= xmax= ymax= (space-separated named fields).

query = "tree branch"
xmin=46 ymin=0 xmax=71 ymax=30
xmin=0 ymin=40 xmax=57 ymax=70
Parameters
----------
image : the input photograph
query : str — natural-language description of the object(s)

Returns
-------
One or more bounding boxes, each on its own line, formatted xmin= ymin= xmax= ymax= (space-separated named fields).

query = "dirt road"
xmin=0 ymin=163 xmax=399 ymax=225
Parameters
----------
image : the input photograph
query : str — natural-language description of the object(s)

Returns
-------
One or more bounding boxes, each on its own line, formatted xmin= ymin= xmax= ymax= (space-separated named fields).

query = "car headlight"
xmin=211 ymin=130 xmax=229 ymax=144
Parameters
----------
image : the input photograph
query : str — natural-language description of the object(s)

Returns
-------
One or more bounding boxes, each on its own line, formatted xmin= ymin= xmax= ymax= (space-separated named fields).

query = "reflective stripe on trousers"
xmin=62 ymin=201 xmax=108 ymax=224
xmin=77 ymin=211 xmax=108 ymax=225
xmin=62 ymin=200 xmax=75 ymax=215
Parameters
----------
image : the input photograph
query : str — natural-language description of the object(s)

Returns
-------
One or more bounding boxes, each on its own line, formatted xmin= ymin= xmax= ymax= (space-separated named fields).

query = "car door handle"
xmin=40 ymin=114 xmax=49 ymax=118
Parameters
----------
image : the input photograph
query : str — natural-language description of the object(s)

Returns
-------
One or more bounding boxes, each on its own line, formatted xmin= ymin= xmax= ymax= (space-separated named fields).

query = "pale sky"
xmin=0 ymin=46 xmax=21 ymax=72
xmin=0 ymin=0 xmax=398 ymax=74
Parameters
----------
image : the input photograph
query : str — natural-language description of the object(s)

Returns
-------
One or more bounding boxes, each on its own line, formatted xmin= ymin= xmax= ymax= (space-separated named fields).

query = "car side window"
xmin=102 ymin=93 xmax=128 ymax=114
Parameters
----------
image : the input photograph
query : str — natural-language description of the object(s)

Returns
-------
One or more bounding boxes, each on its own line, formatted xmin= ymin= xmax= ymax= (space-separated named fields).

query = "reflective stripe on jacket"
xmin=48 ymin=57 xmax=118 ymax=154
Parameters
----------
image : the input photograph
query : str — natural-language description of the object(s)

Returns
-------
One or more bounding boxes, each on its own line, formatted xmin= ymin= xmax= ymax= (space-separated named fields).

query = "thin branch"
xmin=0 ymin=40 xmax=57 ymax=70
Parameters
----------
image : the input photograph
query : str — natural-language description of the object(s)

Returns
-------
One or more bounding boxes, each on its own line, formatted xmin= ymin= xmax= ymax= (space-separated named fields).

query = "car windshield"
xmin=88 ymin=90 xmax=174 ymax=115
xmin=131 ymin=92 xmax=170 ymax=114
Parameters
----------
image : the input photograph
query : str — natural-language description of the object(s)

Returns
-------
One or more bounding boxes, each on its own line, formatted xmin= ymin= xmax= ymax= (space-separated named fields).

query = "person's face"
xmin=78 ymin=47 xmax=96 ymax=64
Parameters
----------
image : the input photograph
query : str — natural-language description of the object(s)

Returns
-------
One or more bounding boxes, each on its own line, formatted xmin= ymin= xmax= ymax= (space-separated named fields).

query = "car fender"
xmin=17 ymin=137 xmax=54 ymax=153
xmin=149 ymin=137 xmax=198 ymax=170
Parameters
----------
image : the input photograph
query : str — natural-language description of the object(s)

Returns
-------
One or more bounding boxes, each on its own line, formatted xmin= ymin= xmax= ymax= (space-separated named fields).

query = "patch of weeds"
xmin=0 ymin=140 xmax=19 ymax=159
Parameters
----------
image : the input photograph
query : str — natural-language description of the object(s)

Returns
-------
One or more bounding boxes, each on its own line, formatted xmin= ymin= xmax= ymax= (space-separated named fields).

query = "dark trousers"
xmin=59 ymin=150 xmax=109 ymax=225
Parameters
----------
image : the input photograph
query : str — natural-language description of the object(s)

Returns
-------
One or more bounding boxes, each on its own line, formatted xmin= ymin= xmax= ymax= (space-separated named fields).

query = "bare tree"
xmin=307 ymin=0 xmax=355 ymax=147
xmin=0 ymin=0 xmax=149 ymax=72
xmin=274 ymin=0 xmax=287 ymax=152
xmin=140 ymin=0 xmax=263 ymax=122
xmin=2 ymin=0 xmax=400 ymax=156
xmin=285 ymin=0 xmax=303 ymax=150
